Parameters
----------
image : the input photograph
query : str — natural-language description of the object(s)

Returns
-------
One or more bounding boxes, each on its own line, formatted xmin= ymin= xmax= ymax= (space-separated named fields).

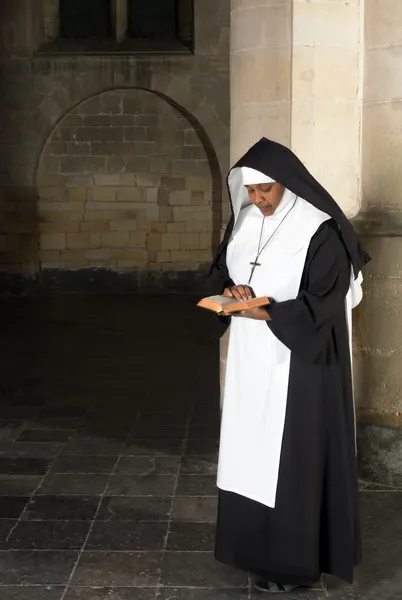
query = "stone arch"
xmin=36 ymin=87 xmax=222 ymax=281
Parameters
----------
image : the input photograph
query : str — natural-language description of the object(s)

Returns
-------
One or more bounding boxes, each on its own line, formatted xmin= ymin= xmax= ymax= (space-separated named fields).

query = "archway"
xmin=37 ymin=88 xmax=222 ymax=285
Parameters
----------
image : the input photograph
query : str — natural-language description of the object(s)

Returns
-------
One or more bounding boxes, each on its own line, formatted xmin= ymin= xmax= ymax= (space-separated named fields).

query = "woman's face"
xmin=245 ymin=182 xmax=286 ymax=216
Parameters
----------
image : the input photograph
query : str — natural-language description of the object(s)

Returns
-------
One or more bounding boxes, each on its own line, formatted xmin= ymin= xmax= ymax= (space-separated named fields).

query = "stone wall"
xmin=0 ymin=0 xmax=230 ymax=291
xmin=37 ymin=90 xmax=215 ymax=272
xmin=353 ymin=0 xmax=402 ymax=485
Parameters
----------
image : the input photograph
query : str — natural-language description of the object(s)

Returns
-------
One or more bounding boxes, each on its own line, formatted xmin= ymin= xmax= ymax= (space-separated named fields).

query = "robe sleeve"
xmin=267 ymin=222 xmax=350 ymax=362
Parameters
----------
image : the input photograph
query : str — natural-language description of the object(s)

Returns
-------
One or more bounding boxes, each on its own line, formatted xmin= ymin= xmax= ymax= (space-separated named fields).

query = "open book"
xmin=197 ymin=294 xmax=269 ymax=315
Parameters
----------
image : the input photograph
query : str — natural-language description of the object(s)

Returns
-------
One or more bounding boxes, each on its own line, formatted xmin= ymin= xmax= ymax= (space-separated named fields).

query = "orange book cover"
xmin=197 ymin=295 xmax=269 ymax=315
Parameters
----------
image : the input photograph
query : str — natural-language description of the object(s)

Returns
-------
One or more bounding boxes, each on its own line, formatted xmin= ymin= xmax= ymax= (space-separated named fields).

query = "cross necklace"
xmin=248 ymin=196 xmax=298 ymax=285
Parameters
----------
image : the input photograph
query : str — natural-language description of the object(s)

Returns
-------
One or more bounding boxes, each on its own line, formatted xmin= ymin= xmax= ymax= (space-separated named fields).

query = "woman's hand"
xmin=232 ymin=307 xmax=271 ymax=321
xmin=223 ymin=285 xmax=254 ymax=301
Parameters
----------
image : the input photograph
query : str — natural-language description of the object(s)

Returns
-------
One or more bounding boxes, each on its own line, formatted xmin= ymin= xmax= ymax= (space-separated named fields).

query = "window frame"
xmin=39 ymin=0 xmax=194 ymax=55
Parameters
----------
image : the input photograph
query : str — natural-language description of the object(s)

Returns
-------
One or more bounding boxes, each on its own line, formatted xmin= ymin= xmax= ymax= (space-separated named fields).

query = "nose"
xmin=254 ymin=191 xmax=264 ymax=205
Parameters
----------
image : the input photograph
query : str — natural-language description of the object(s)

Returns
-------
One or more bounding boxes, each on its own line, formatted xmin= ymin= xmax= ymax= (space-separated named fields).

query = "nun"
xmin=208 ymin=138 xmax=370 ymax=593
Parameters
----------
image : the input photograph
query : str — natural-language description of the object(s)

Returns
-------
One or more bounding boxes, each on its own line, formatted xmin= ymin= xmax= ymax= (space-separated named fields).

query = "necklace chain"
xmin=248 ymin=197 xmax=298 ymax=285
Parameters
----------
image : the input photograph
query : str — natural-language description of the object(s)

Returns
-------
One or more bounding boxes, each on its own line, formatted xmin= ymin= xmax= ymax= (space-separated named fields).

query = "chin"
xmin=260 ymin=207 xmax=274 ymax=216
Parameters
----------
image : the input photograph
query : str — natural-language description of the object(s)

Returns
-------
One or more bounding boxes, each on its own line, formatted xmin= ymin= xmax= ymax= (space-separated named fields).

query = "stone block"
xmin=293 ymin=1 xmax=359 ymax=47
xmin=147 ymin=233 xmax=162 ymax=251
xmin=83 ymin=116 xmax=112 ymax=127
xmin=66 ymin=143 xmax=91 ymax=156
xmin=168 ymin=222 xmax=187 ymax=233
xmin=135 ymin=115 xmax=160 ymax=127
xmin=231 ymin=4 xmax=290 ymax=53
xmin=78 ymin=96 xmax=101 ymax=115
xmin=76 ymin=127 xmax=124 ymax=143
xmin=55 ymin=222 xmax=80 ymax=234
xmin=119 ymin=174 xmax=137 ymax=186
xmin=68 ymin=188 xmax=87 ymax=202
xmin=37 ymin=174 xmax=65 ymax=187
xmin=179 ymin=233 xmax=200 ymax=250
xmin=124 ymin=126 xmax=147 ymax=142
xmin=89 ymin=233 xmax=101 ymax=249
xmin=44 ymin=142 xmax=67 ymax=155
xmin=116 ymin=188 xmax=144 ymax=202
xmin=101 ymin=231 xmax=130 ymax=248
xmin=62 ymin=116 xmax=82 ymax=127
xmin=106 ymin=156 xmax=128 ymax=173
xmin=85 ymin=249 xmax=111 ymax=260
xmin=40 ymin=233 xmax=66 ymax=250
xmin=83 ymin=211 xmax=118 ymax=222
xmin=89 ymin=187 xmax=117 ymax=202
xmin=62 ymin=157 xmax=106 ymax=174
xmin=162 ymin=233 xmax=180 ymax=251
xmin=364 ymin=47 xmax=402 ymax=104
xmin=157 ymin=251 xmax=171 ymax=263
xmin=150 ymin=156 xmax=171 ymax=174
xmin=110 ymin=220 xmax=137 ymax=231
xmin=185 ymin=131 xmax=201 ymax=146
xmin=174 ymin=160 xmax=199 ymax=177
xmin=38 ymin=187 xmax=67 ymax=201
xmin=169 ymin=190 xmax=192 ymax=205
xmin=137 ymin=174 xmax=162 ymax=187
xmin=66 ymin=233 xmax=90 ymax=250
xmin=191 ymin=191 xmax=206 ymax=206
xmin=38 ymin=250 xmax=60 ymax=263
xmin=125 ymin=157 xmax=150 ymax=173
xmin=365 ymin=0 xmax=402 ymax=46
xmin=130 ymin=232 xmax=147 ymax=247
xmin=122 ymin=95 xmax=143 ymax=115
xmin=292 ymin=45 xmax=359 ymax=101
xmin=185 ymin=177 xmax=211 ymax=192
xmin=110 ymin=116 xmax=135 ymax=126
xmin=94 ymin=174 xmax=120 ymax=186
xmin=146 ymin=188 xmax=158 ymax=204
xmin=100 ymin=93 xmax=123 ymax=115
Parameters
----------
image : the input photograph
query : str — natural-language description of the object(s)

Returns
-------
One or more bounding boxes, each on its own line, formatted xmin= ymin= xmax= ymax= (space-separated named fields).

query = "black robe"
xmin=210 ymin=219 xmax=362 ymax=585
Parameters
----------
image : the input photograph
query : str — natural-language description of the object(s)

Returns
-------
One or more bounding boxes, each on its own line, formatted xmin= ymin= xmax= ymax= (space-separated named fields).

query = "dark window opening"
xmin=60 ymin=0 xmax=112 ymax=39
xmin=128 ymin=0 xmax=193 ymax=50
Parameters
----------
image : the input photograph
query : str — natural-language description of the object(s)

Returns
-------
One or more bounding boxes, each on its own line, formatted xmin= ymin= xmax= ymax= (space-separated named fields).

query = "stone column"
xmin=291 ymin=0 xmax=364 ymax=217
xmin=221 ymin=0 xmax=293 ymax=407
xmin=353 ymin=0 xmax=402 ymax=485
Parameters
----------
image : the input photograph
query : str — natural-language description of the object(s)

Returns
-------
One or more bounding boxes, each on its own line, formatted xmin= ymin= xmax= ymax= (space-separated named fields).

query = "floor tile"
xmin=123 ymin=439 xmax=184 ymax=456
xmin=40 ymin=406 xmax=89 ymax=418
xmin=0 ymin=550 xmax=78 ymax=584
xmin=161 ymin=552 xmax=248 ymax=588
xmin=16 ymin=430 xmax=74 ymax=443
xmin=186 ymin=439 xmax=220 ymax=455
xmin=38 ymin=474 xmax=110 ymax=495
xmin=85 ymin=521 xmax=168 ymax=551
xmin=0 ymin=457 xmax=52 ymax=475
xmin=71 ymin=551 xmax=163 ymax=587
xmin=129 ymin=425 xmax=186 ymax=439
xmin=0 ymin=475 xmax=42 ymax=496
xmin=171 ymin=497 xmax=218 ymax=522
xmin=0 ymin=587 xmax=66 ymax=600
xmin=72 ymin=425 xmax=130 ymax=440
xmin=158 ymin=590 xmax=250 ymax=600
xmin=50 ymin=455 xmax=118 ymax=474
xmin=0 ymin=496 xmax=30 ymax=518
xmin=22 ymin=495 xmax=100 ymax=521
xmin=181 ymin=455 xmax=218 ymax=475
xmin=115 ymin=456 xmax=180 ymax=475
xmin=24 ymin=417 xmax=81 ymax=431
xmin=106 ymin=475 xmax=176 ymax=496
xmin=64 ymin=588 xmax=156 ymax=600
xmin=62 ymin=439 xmax=125 ymax=456
xmin=167 ymin=522 xmax=216 ymax=551
xmin=0 ymin=442 xmax=64 ymax=458
xmin=176 ymin=475 xmax=217 ymax=497
xmin=0 ymin=519 xmax=18 ymax=543
xmin=96 ymin=496 xmax=171 ymax=522
xmin=136 ymin=412 xmax=188 ymax=426
xmin=5 ymin=520 xmax=91 ymax=550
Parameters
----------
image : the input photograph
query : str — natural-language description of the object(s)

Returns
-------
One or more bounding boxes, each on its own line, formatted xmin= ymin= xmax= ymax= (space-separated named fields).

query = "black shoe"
xmin=253 ymin=581 xmax=299 ymax=594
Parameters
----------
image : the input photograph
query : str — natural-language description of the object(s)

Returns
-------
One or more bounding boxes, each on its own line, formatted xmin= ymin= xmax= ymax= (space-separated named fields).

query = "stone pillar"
xmin=353 ymin=0 xmax=402 ymax=486
xmin=291 ymin=0 xmax=364 ymax=217
xmin=220 ymin=0 xmax=293 ymax=407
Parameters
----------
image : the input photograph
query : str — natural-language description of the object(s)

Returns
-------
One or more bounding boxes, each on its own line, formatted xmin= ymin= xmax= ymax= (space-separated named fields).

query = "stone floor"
xmin=0 ymin=294 xmax=401 ymax=600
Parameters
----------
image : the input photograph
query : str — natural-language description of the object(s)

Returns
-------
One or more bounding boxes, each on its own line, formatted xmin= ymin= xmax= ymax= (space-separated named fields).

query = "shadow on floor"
xmin=0 ymin=294 xmax=401 ymax=600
